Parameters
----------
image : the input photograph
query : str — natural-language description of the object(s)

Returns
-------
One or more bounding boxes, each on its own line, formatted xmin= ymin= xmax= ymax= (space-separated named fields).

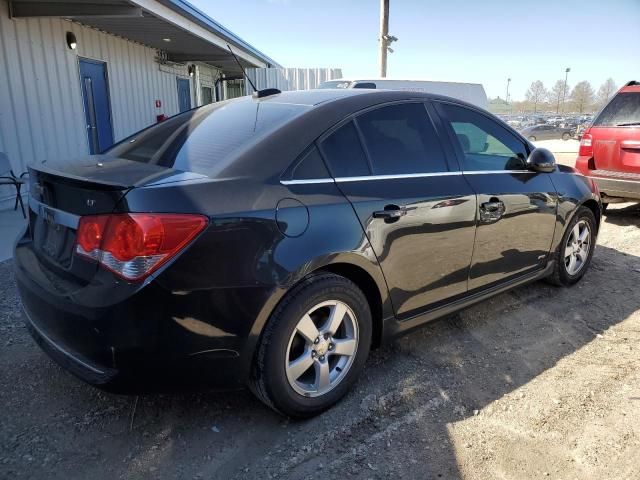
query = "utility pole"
xmin=505 ymin=78 xmax=511 ymax=103
xmin=379 ymin=0 xmax=389 ymax=77
xmin=561 ymin=67 xmax=571 ymax=113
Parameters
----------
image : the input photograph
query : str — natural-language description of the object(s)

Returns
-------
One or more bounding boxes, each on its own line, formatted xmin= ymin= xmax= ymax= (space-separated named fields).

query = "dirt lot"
xmin=1 ymin=194 xmax=639 ymax=478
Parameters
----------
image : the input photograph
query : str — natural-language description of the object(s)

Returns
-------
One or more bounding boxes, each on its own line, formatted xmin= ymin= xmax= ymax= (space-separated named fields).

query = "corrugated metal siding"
xmin=0 ymin=0 xmax=212 ymax=205
xmin=244 ymin=67 xmax=343 ymax=95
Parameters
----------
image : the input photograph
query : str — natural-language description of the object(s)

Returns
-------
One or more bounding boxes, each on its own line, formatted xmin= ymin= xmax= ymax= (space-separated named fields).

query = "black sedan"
xmin=520 ymin=123 xmax=575 ymax=141
xmin=15 ymin=89 xmax=601 ymax=417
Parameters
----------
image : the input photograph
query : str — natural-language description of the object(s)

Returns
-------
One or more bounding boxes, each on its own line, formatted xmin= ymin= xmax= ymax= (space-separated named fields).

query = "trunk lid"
xmin=591 ymin=89 xmax=640 ymax=174
xmin=26 ymin=158 xmax=206 ymax=290
xmin=591 ymin=127 xmax=640 ymax=174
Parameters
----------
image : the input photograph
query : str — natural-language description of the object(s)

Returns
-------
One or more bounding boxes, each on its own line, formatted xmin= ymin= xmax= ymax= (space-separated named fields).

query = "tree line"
xmin=504 ymin=78 xmax=618 ymax=114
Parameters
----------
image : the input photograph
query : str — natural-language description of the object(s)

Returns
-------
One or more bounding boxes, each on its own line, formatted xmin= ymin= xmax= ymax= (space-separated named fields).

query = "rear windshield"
xmin=593 ymin=92 xmax=640 ymax=127
xmin=105 ymin=97 xmax=308 ymax=176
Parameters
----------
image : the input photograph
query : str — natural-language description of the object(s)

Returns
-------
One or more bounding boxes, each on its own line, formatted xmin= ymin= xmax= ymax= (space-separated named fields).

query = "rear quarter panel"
xmin=548 ymin=166 xmax=601 ymax=252
xmin=122 ymin=178 xmax=390 ymax=380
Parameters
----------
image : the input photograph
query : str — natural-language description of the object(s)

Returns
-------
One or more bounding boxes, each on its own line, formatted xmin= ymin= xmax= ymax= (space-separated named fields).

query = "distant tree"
xmin=596 ymin=78 xmax=617 ymax=108
xmin=570 ymin=81 xmax=595 ymax=113
xmin=525 ymin=81 xmax=548 ymax=113
xmin=549 ymin=80 xmax=569 ymax=113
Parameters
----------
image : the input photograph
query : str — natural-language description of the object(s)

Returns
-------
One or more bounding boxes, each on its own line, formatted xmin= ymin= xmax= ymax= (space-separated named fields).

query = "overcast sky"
xmin=190 ymin=0 xmax=640 ymax=101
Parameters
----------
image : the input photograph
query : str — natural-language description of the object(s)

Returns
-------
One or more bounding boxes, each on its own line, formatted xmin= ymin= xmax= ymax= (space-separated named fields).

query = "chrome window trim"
xmin=462 ymin=170 xmax=534 ymax=175
xmin=29 ymin=196 xmax=80 ymax=229
xmin=335 ymin=171 xmax=463 ymax=182
xmin=280 ymin=169 xmax=536 ymax=186
xmin=280 ymin=178 xmax=334 ymax=185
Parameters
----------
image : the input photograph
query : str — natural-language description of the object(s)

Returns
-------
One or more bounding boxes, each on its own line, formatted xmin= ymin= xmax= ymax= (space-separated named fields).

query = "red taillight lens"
xmin=76 ymin=213 xmax=207 ymax=281
xmin=77 ymin=216 xmax=108 ymax=254
xmin=579 ymin=133 xmax=593 ymax=157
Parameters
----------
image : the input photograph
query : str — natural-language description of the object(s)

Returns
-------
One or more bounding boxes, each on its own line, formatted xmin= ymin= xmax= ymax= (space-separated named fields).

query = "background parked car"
xmin=575 ymin=80 xmax=640 ymax=208
xmin=519 ymin=124 xmax=575 ymax=141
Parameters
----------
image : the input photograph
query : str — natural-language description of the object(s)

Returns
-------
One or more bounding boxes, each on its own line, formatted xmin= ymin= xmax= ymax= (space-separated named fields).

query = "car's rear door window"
xmin=319 ymin=121 xmax=371 ymax=178
xmin=593 ymin=92 xmax=640 ymax=127
xmin=355 ymin=103 xmax=448 ymax=175
xmin=436 ymin=102 xmax=528 ymax=171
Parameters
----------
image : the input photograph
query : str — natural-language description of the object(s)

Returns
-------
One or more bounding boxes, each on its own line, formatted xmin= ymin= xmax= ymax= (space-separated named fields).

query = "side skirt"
xmin=381 ymin=260 xmax=556 ymax=343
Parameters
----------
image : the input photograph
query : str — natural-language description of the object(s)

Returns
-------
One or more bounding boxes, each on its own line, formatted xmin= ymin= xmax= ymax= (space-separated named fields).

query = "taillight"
xmin=579 ymin=133 xmax=593 ymax=157
xmin=76 ymin=213 xmax=207 ymax=281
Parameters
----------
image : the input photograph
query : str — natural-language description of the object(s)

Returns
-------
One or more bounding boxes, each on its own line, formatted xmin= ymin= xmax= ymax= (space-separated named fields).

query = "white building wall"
xmin=0 ymin=0 xmax=220 ymax=206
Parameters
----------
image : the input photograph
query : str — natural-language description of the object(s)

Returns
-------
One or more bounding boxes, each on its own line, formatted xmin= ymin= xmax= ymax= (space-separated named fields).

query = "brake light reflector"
xmin=579 ymin=133 xmax=593 ymax=157
xmin=76 ymin=213 xmax=207 ymax=280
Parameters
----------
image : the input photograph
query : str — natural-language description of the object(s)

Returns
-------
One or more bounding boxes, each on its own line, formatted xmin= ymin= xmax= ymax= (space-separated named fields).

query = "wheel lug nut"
xmin=311 ymin=350 xmax=316 ymax=357
xmin=320 ymin=355 xmax=325 ymax=361
xmin=328 ymin=343 xmax=334 ymax=350
xmin=314 ymin=337 xmax=320 ymax=344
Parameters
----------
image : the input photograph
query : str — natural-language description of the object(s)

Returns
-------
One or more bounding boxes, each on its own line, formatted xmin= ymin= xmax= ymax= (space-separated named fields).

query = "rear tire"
xmin=562 ymin=132 xmax=571 ymax=141
xmin=250 ymin=273 xmax=372 ymax=418
xmin=528 ymin=136 xmax=536 ymax=142
xmin=546 ymin=206 xmax=596 ymax=287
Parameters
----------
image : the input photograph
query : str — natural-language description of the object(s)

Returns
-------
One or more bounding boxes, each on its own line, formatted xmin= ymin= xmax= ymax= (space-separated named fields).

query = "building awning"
xmin=8 ymin=0 xmax=280 ymax=74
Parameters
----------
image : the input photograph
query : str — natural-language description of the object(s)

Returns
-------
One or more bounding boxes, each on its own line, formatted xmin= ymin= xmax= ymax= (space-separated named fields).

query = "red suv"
xmin=575 ymin=81 xmax=640 ymax=208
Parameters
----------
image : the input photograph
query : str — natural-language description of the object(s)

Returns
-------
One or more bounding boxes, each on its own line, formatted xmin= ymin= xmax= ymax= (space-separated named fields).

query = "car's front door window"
xmin=436 ymin=102 xmax=529 ymax=171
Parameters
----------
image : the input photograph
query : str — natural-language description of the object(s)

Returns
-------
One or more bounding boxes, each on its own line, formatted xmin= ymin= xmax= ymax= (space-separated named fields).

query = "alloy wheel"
xmin=564 ymin=220 xmax=591 ymax=276
xmin=285 ymin=300 xmax=359 ymax=397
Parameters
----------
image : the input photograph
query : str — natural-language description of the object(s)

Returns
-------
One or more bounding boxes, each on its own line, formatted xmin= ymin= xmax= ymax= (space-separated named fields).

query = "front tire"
xmin=250 ymin=273 xmax=372 ymax=418
xmin=562 ymin=132 xmax=571 ymax=140
xmin=547 ymin=206 xmax=596 ymax=286
xmin=528 ymin=135 xmax=537 ymax=142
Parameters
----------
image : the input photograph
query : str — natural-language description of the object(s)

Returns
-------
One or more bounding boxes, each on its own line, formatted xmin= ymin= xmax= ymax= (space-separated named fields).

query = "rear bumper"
xmin=586 ymin=173 xmax=640 ymax=201
xmin=574 ymin=157 xmax=640 ymax=201
xmin=14 ymin=239 xmax=263 ymax=393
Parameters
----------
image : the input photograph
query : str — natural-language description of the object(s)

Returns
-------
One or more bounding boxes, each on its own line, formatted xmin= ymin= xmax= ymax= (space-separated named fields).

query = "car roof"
xmin=254 ymin=88 xmax=371 ymax=106
xmin=254 ymin=88 xmax=478 ymax=109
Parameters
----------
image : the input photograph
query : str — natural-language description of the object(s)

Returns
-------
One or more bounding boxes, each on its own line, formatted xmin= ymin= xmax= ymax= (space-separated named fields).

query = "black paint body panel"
xmin=14 ymin=90 xmax=601 ymax=391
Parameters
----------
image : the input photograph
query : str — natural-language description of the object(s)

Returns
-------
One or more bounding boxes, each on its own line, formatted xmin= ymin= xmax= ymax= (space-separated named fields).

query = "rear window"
xmin=593 ymin=92 xmax=640 ymax=127
xmin=105 ymin=98 xmax=308 ymax=176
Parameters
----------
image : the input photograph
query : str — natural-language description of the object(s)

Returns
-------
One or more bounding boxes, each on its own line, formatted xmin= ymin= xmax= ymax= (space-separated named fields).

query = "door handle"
xmin=479 ymin=198 xmax=505 ymax=223
xmin=373 ymin=205 xmax=411 ymax=221
xmin=621 ymin=140 xmax=640 ymax=151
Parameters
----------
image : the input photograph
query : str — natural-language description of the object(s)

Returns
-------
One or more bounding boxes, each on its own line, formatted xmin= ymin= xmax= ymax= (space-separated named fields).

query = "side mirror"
xmin=527 ymin=147 xmax=556 ymax=173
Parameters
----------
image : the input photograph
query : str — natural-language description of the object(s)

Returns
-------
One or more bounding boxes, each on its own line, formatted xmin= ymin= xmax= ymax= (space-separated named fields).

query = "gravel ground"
xmin=1 ymin=202 xmax=639 ymax=480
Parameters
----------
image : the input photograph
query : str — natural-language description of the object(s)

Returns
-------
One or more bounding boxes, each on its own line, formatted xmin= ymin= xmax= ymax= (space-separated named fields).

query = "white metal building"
xmin=0 ymin=0 xmax=291 ymax=209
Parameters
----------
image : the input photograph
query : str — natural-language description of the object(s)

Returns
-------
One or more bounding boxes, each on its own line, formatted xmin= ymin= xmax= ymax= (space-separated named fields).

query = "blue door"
xmin=177 ymin=78 xmax=191 ymax=113
xmin=79 ymin=59 xmax=114 ymax=154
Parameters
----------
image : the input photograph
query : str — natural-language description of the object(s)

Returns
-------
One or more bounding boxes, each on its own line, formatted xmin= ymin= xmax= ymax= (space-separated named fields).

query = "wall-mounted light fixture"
xmin=162 ymin=38 xmax=171 ymax=43
xmin=188 ymin=64 xmax=196 ymax=77
xmin=66 ymin=31 xmax=77 ymax=50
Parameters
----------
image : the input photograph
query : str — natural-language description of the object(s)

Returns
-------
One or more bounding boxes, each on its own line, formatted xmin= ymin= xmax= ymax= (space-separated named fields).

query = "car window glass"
xmin=319 ymin=121 xmax=370 ymax=177
xmin=353 ymin=82 xmax=377 ymax=89
xmin=593 ymin=92 xmax=640 ymax=127
xmin=289 ymin=146 xmax=330 ymax=180
xmin=356 ymin=103 xmax=448 ymax=175
xmin=106 ymin=98 xmax=308 ymax=177
xmin=437 ymin=103 xmax=528 ymax=171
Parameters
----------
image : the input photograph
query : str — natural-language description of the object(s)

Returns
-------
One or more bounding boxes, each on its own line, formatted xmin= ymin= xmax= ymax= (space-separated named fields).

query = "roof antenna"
xmin=226 ymin=44 xmax=280 ymax=99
